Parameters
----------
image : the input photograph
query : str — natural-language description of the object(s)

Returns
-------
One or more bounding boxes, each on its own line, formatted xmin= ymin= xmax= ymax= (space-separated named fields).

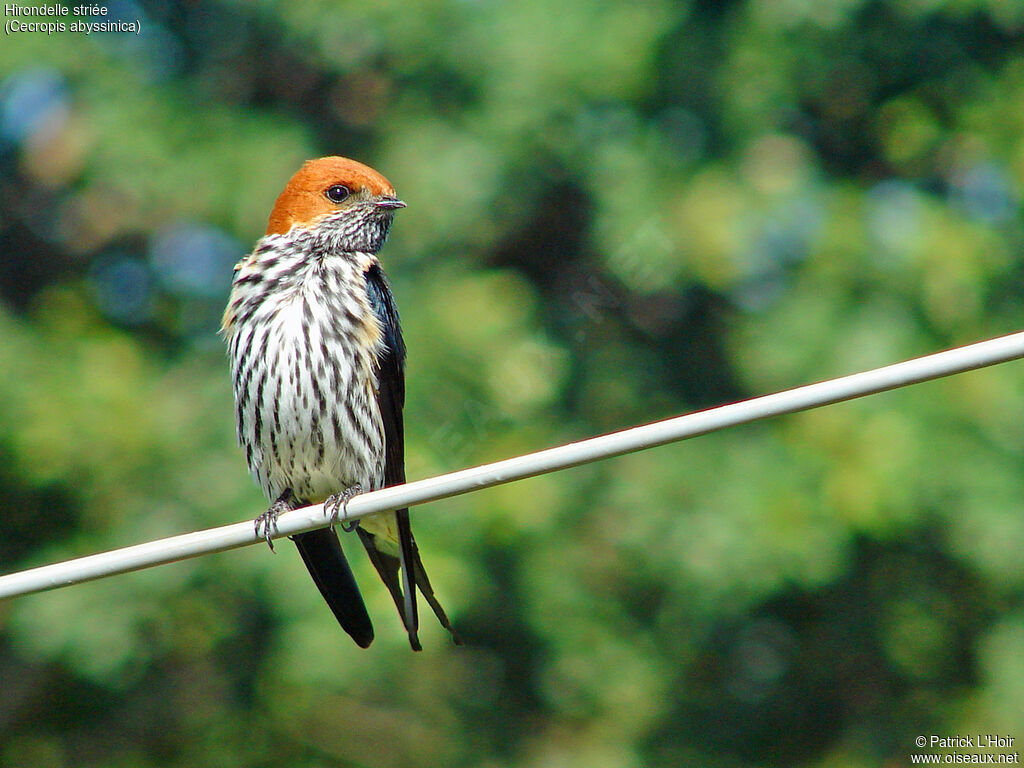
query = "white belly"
xmin=232 ymin=284 xmax=386 ymax=504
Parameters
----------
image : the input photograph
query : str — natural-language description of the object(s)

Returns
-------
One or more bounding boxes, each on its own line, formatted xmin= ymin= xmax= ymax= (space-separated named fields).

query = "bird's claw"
xmin=254 ymin=511 xmax=279 ymax=552
xmin=255 ymin=490 xmax=297 ymax=552
xmin=325 ymin=484 xmax=364 ymax=533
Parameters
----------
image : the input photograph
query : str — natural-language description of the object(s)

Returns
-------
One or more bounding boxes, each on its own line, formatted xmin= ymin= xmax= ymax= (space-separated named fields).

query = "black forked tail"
xmin=292 ymin=529 xmax=374 ymax=648
xmin=357 ymin=520 xmax=421 ymax=651
xmin=357 ymin=509 xmax=462 ymax=651
xmin=410 ymin=547 xmax=462 ymax=646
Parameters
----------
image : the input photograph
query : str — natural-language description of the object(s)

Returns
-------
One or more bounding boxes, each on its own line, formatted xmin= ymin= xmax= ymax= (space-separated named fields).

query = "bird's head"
xmin=266 ymin=156 xmax=406 ymax=254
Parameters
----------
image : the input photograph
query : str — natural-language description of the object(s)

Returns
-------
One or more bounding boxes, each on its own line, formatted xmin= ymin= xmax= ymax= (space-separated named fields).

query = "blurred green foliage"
xmin=2 ymin=1 xmax=1024 ymax=766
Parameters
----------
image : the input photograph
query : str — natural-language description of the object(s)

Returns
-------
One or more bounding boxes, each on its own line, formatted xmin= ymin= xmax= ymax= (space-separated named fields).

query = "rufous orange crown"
xmin=266 ymin=156 xmax=398 ymax=236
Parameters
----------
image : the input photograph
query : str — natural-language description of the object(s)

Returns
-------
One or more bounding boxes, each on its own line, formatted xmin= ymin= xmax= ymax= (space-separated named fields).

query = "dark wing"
xmin=359 ymin=264 xmax=421 ymax=650
xmin=365 ymin=263 xmax=408 ymax=489
xmin=360 ymin=263 xmax=462 ymax=648
xmin=292 ymin=527 xmax=374 ymax=648
xmin=267 ymin=487 xmax=373 ymax=648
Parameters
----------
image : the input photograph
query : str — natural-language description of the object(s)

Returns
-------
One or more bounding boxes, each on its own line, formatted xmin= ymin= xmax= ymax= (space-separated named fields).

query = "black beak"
xmin=375 ymin=197 xmax=407 ymax=210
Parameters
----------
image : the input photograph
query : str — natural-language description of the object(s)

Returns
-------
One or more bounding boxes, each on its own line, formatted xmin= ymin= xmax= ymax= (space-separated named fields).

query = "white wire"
xmin=2 ymin=329 xmax=1024 ymax=600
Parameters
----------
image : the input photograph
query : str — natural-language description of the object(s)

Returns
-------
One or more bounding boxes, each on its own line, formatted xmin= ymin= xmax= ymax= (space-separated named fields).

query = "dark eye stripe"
xmin=325 ymin=185 xmax=351 ymax=203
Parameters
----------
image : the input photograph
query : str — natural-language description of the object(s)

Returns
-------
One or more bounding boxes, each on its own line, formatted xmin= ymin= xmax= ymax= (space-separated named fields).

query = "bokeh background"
xmin=2 ymin=1 xmax=1024 ymax=766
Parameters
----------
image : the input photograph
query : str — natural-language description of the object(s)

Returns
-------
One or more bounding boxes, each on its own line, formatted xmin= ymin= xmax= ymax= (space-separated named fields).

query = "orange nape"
xmin=266 ymin=156 xmax=398 ymax=236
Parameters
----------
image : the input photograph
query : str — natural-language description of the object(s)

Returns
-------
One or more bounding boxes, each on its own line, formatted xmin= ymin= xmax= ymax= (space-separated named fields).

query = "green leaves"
xmin=3 ymin=2 xmax=1024 ymax=766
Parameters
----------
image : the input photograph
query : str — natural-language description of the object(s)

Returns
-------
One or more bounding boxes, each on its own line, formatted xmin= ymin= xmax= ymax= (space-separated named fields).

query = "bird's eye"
xmin=325 ymin=184 xmax=351 ymax=203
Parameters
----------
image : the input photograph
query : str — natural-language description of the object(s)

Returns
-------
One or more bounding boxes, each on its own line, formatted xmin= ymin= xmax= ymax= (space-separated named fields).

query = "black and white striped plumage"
xmin=222 ymin=157 xmax=458 ymax=650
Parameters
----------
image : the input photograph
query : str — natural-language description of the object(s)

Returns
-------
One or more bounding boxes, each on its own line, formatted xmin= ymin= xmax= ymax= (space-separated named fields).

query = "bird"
xmin=221 ymin=156 xmax=460 ymax=650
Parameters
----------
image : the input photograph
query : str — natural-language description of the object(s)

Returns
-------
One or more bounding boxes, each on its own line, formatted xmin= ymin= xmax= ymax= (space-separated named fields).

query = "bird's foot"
xmin=255 ymin=489 xmax=298 ymax=552
xmin=325 ymin=484 xmax=364 ymax=533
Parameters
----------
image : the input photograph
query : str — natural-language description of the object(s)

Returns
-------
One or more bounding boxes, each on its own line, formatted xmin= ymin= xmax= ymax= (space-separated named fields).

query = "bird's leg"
xmin=255 ymin=488 xmax=298 ymax=552
xmin=325 ymin=484 xmax=364 ymax=533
